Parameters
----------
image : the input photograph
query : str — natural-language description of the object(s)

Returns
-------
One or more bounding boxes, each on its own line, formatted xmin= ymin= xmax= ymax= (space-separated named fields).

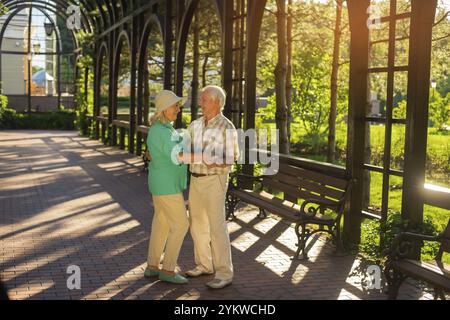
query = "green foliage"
xmin=429 ymin=91 xmax=450 ymax=131
xmin=0 ymin=95 xmax=13 ymax=129
xmin=0 ymin=3 xmax=8 ymax=15
xmin=74 ymin=32 xmax=95 ymax=136
xmin=291 ymin=48 xmax=332 ymax=137
xmin=0 ymin=110 xmax=76 ymax=130
xmin=0 ymin=94 xmax=7 ymax=110
xmin=393 ymin=100 xmax=407 ymax=119
xmin=183 ymin=0 xmax=222 ymax=92
xmin=358 ymin=212 xmax=441 ymax=264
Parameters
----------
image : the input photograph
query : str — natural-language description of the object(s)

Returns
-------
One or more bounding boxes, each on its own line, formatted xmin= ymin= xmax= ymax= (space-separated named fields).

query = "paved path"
xmin=0 ymin=130 xmax=432 ymax=300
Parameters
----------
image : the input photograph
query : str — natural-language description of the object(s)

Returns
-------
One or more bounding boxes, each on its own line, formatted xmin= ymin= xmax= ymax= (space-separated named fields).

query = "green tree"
xmin=430 ymin=91 xmax=450 ymax=131
xmin=291 ymin=48 xmax=332 ymax=144
xmin=0 ymin=3 xmax=7 ymax=15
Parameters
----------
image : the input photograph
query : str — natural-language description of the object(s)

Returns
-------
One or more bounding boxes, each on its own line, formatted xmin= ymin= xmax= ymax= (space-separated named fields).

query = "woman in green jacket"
xmin=144 ymin=90 xmax=189 ymax=284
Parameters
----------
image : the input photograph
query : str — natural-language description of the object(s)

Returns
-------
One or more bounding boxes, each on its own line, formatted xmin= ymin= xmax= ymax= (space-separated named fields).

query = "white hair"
xmin=202 ymin=85 xmax=226 ymax=109
xmin=149 ymin=111 xmax=170 ymax=125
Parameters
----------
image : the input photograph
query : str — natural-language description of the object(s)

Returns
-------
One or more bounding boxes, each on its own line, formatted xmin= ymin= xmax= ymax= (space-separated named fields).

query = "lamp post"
xmin=431 ymin=78 xmax=437 ymax=98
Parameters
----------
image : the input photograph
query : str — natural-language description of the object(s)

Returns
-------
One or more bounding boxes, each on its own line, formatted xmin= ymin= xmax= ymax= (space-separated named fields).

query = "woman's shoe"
xmin=144 ymin=268 xmax=159 ymax=278
xmin=159 ymin=272 xmax=188 ymax=284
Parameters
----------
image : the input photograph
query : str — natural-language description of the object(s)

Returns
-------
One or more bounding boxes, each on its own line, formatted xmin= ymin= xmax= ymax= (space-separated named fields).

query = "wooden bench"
xmin=384 ymin=219 xmax=450 ymax=300
xmin=96 ymin=116 xmax=109 ymax=143
xmin=112 ymin=120 xmax=130 ymax=150
xmin=226 ymin=160 xmax=353 ymax=260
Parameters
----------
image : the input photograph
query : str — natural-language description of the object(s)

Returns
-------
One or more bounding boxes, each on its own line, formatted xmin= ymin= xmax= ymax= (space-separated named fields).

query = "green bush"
xmin=0 ymin=94 xmax=7 ymax=110
xmin=0 ymin=108 xmax=19 ymax=129
xmin=0 ymin=110 xmax=76 ymax=130
xmin=351 ymin=212 xmax=443 ymax=290
xmin=358 ymin=211 xmax=441 ymax=264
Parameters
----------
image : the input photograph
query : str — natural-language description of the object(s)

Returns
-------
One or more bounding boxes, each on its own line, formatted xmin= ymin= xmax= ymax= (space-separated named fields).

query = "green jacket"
xmin=147 ymin=121 xmax=187 ymax=196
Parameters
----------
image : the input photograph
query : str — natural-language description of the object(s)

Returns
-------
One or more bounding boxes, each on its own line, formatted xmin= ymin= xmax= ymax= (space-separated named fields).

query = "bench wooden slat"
xmin=112 ymin=120 xmax=130 ymax=128
xmin=279 ymin=163 xmax=348 ymax=190
xmin=137 ymin=125 xmax=149 ymax=134
xmin=230 ymin=189 xmax=299 ymax=222
xmin=261 ymin=177 xmax=341 ymax=205
xmin=273 ymin=171 xmax=345 ymax=201
xmin=393 ymin=259 xmax=450 ymax=289
xmin=261 ymin=178 xmax=324 ymax=202
xmin=96 ymin=116 xmax=108 ymax=123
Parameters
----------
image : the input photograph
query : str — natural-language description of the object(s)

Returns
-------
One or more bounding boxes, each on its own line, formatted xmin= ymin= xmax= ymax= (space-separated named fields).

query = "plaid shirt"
xmin=188 ymin=112 xmax=239 ymax=175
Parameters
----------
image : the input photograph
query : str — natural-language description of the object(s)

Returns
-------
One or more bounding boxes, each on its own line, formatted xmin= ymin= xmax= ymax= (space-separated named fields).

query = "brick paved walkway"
xmin=0 ymin=130 xmax=433 ymax=300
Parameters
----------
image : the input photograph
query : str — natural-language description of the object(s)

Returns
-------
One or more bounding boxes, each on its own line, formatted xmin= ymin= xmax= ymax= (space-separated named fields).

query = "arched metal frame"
xmin=93 ymin=41 xmax=109 ymax=139
xmin=3 ymin=0 xmax=94 ymax=33
xmin=110 ymin=29 xmax=131 ymax=145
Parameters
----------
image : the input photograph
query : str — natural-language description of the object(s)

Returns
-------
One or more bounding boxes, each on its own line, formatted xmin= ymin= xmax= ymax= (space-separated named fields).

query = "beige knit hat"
xmin=154 ymin=90 xmax=187 ymax=113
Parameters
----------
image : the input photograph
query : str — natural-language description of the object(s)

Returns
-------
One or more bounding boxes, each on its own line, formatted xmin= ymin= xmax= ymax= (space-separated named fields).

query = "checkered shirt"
xmin=188 ymin=112 xmax=239 ymax=175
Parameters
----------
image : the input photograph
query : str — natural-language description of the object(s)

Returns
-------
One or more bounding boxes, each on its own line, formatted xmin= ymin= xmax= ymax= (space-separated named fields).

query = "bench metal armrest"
xmin=384 ymin=232 xmax=440 ymax=259
xmin=299 ymin=198 xmax=339 ymax=218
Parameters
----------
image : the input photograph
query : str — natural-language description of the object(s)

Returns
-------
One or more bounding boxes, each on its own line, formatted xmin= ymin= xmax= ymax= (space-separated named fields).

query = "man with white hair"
xmin=185 ymin=85 xmax=239 ymax=289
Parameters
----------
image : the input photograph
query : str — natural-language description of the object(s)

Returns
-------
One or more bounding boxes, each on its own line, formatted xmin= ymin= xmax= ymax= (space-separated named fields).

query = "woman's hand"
xmin=145 ymin=149 xmax=152 ymax=162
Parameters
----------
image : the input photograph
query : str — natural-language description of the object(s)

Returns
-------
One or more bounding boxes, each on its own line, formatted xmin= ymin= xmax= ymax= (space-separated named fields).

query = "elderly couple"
xmin=143 ymin=86 xmax=239 ymax=289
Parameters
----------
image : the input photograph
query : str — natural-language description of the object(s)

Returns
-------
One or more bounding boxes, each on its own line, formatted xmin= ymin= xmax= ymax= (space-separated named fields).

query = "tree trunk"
xmin=202 ymin=55 xmax=209 ymax=88
xmin=232 ymin=0 xmax=243 ymax=126
xmin=201 ymin=24 xmax=212 ymax=88
xmin=191 ymin=11 xmax=199 ymax=120
xmin=286 ymin=0 xmax=293 ymax=146
xmin=327 ymin=0 xmax=343 ymax=163
xmin=275 ymin=0 xmax=289 ymax=154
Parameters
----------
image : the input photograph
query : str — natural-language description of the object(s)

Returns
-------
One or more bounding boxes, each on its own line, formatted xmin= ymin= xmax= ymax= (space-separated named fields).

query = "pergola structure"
xmin=0 ymin=0 xmax=446 ymax=245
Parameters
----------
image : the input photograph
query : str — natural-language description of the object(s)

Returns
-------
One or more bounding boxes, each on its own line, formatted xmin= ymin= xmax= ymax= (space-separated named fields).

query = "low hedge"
xmin=0 ymin=109 xmax=76 ymax=130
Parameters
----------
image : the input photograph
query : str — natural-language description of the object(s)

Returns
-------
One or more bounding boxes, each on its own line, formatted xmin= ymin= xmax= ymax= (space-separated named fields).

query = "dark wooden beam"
xmin=241 ymin=0 xmax=266 ymax=180
xmin=345 ymin=0 xmax=370 ymax=245
xmin=222 ymin=0 xmax=234 ymax=120
xmin=129 ymin=17 xmax=138 ymax=154
xmin=108 ymin=33 xmax=116 ymax=146
xmin=402 ymin=0 xmax=438 ymax=225
xmin=93 ymin=45 xmax=100 ymax=140
xmin=164 ymin=0 xmax=174 ymax=90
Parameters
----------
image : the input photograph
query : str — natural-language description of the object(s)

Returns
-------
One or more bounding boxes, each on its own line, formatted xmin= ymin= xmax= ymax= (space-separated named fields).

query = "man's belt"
xmin=190 ymin=172 xmax=217 ymax=178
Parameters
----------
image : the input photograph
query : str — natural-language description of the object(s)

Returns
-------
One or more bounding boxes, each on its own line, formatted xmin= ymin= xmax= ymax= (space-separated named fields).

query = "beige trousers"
xmin=147 ymin=193 xmax=189 ymax=272
xmin=188 ymin=173 xmax=233 ymax=280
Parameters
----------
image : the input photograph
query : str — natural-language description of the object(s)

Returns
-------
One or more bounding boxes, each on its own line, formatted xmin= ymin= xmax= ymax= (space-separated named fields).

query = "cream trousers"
xmin=188 ymin=173 xmax=233 ymax=280
xmin=147 ymin=193 xmax=189 ymax=272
